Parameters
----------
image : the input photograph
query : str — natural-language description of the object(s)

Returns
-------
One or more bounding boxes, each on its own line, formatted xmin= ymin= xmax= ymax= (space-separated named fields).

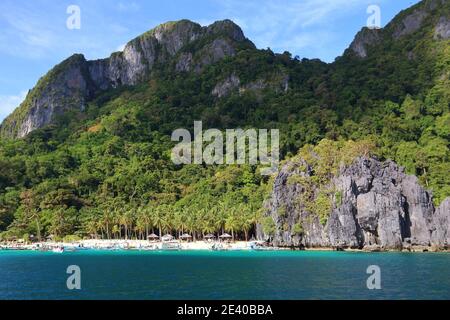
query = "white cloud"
xmin=0 ymin=5 xmax=57 ymax=59
xmin=117 ymin=2 xmax=140 ymax=12
xmin=0 ymin=91 xmax=27 ymax=123
xmin=116 ymin=43 xmax=126 ymax=52
xmin=109 ymin=23 xmax=129 ymax=34
xmin=0 ymin=1 xmax=134 ymax=60
xmin=197 ymin=19 xmax=215 ymax=27
xmin=213 ymin=0 xmax=389 ymax=61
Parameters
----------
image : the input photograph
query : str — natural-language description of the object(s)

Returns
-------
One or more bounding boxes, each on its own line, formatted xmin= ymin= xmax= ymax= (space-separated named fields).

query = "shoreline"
xmin=1 ymin=239 xmax=448 ymax=253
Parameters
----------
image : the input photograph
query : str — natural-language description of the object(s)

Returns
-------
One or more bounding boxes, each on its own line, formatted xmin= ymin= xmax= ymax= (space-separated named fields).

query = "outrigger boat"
xmin=52 ymin=246 xmax=64 ymax=253
xmin=211 ymin=243 xmax=228 ymax=251
xmin=249 ymin=241 xmax=274 ymax=251
xmin=161 ymin=240 xmax=181 ymax=251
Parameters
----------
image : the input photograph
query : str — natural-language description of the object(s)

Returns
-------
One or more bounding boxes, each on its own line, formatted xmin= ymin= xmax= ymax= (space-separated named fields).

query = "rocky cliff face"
xmin=434 ymin=16 xmax=450 ymax=39
xmin=258 ymin=157 xmax=450 ymax=251
xmin=348 ymin=28 xmax=382 ymax=58
xmin=0 ymin=19 xmax=252 ymax=138
xmin=0 ymin=54 xmax=93 ymax=138
xmin=347 ymin=0 xmax=449 ymax=59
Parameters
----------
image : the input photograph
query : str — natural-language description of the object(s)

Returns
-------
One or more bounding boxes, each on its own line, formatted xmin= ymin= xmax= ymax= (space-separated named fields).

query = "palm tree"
xmin=217 ymin=201 xmax=228 ymax=235
xmin=101 ymin=209 xmax=113 ymax=239
xmin=162 ymin=204 xmax=175 ymax=234
xmin=112 ymin=225 xmax=120 ymax=239
xmin=96 ymin=220 xmax=105 ymax=239
xmin=49 ymin=207 xmax=67 ymax=238
xmin=84 ymin=217 xmax=99 ymax=239
xmin=185 ymin=207 xmax=198 ymax=241
xmin=21 ymin=190 xmax=41 ymax=241
xmin=239 ymin=205 xmax=253 ymax=241
xmin=152 ymin=206 xmax=165 ymax=237
xmin=144 ymin=205 xmax=155 ymax=238
xmin=173 ymin=208 xmax=187 ymax=238
xmin=135 ymin=220 xmax=145 ymax=240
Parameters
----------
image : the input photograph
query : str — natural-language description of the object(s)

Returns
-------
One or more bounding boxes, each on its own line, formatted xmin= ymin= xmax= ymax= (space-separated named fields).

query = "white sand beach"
xmin=1 ymin=239 xmax=276 ymax=252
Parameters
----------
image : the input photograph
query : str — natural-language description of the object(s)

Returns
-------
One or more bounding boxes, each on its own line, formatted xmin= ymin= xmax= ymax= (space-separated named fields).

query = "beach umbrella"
xmin=147 ymin=233 xmax=159 ymax=240
xmin=161 ymin=234 xmax=174 ymax=241
xmin=204 ymin=234 xmax=215 ymax=239
xmin=179 ymin=234 xmax=192 ymax=242
xmin=219 ymin=233 xmax=232 ymax=239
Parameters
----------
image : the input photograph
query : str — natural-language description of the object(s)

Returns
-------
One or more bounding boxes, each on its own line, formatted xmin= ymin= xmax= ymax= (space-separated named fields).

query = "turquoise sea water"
xmin=0 ymin=250 xmax=448 ymax=300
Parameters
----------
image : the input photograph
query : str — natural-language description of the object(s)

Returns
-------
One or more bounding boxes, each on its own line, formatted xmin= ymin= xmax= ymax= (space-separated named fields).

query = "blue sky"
xmin=0 ymin=0 xmax=420 ymax=122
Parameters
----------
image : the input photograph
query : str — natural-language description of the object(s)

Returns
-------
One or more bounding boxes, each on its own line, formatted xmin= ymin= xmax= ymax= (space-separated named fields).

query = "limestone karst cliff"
xmin=347 ymin=0 xmax=449 ymax=58
xmin=258 ymin=157 xmax=449 ymax=250
xmin=0 ymin=19 xmax=253 ymax=138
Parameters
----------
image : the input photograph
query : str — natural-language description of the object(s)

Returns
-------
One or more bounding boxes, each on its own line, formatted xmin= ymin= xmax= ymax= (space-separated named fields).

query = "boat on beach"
xmin=52 ymin=246 xmax=64 ymax=253
xmin=161 ymin=240 xmax=181 ymax=251
xmin=211 ymin=243 xmax=228 ymax=251
xmin=249 ymin=241 xmax=275 ymax=251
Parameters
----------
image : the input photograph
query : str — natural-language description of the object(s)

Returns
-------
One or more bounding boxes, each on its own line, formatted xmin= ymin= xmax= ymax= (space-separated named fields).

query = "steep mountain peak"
xmin=0 ymin=19 xmax=253 ymax=139
xmin=347 ymin=27 xmax=382 ymax=58
xmin=347 ymin=0 xmax=450 ymax=58
xmin=0 ymin=53 xmax=93 ymax=138
xmin=205 ymin=19 xmax=246 ymax=42
xmin=127 ymin=19 xmax=203 ymax=56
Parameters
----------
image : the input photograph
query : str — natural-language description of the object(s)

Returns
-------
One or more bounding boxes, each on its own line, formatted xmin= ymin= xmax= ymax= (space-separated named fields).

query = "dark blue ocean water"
xmin=0 ymin=250 xmax=448 ymax=300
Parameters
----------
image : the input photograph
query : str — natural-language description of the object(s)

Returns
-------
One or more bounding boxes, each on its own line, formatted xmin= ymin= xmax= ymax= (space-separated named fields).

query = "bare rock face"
xmin=258 ymin=157 xmax=449 ymax=250
xmin=434 ymin=16 xmax=450 ymax=39
xmin=194 ymin=39 xmax=237 ymax=73
xmin=346 ymin=0 xmax=448 ymax=59
xmin=3 ymin=54 xmax=92 ymax=138
xmin=1 ymin=19 xmax=251 ymax=138
xmin=206 ymin=19 xmax=246 ymax=42
xmin=88 ymin=20 xmax=204 ymax=88
xmin=348 ymin=27 xmax=382 ymax=58
xmin=393 ymin=9 xmax=429 ymax=39
xmin=400 ymin=175 xmax=435 ymax=245
xmin=431 ymin=197 xmax=450 ymax=247
xmin=175 ymin=53 xmax=193 ymax=72
xmin=258 ymin=159 xmax=328 ymax=247
xmin=87 ymin=20 xmax=246 ymax=88
xmin=212 ymin=74 xmax=241 ymax=98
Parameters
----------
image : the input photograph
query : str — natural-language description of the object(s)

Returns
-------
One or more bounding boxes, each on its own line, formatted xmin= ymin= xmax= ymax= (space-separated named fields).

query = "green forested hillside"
xmin=0 ymin=0 xmax=448 ymax=241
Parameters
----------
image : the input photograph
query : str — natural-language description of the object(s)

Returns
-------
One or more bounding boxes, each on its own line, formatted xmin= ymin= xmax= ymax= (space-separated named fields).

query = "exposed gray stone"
xmin=2 ymin=19 xmax=250 ymax=138
xmin=393 ymin=9 xmax=428 ymax=39
xmin=206 ymin=19 xmax=246 ymax=42
xmin=212 ymin=74 xmax=240 ymax=98
xmin=195 ymin=39 xmax=237 ymax=73
xmin=400 ymin=175 xmax=434 ymax=246
xmin=176 ymin=53 xmax=193 ymax=72
xmin=434 ymin=16 xmax=450 ymax=40
xmin=327 ymin=203 xmax=361 ymax=248
xmin=239 ymin=79 xmax=267 ymax=94
xmin=258 ymin=157 xmax=449 ymax=251
xmin=348 ymin=27 xmax=382 ymax=58
xmin=431 ymin=197 xmax=450 ymax=247
xmin=16 ymin=54 xmax=91 ymax=138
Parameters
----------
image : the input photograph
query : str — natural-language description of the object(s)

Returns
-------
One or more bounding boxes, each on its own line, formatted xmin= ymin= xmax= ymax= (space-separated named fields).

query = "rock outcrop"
xmin=434 ymin=16 xmax=450 ymax=39
xmin=258 ymin=157 xmax=450 ymax=250
xmin=346 ymin=0 xmax=450 ymax=59
xmin=0 ymin=19 xmax=253 ymax=138
xmin=392 ymin=8 xmax=429 ymax=39
xmin=0 ymin=54 xmax=93 ymax=138
xmin=348 ymin=28 xmax=382 ymax=58
xmin=212 ymin=74 xmax=241 ymax=98
xmin=431 ymin=198 xmax=450 ymax=246
xmin=212 ymin=73 xmax=289 ymax=98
